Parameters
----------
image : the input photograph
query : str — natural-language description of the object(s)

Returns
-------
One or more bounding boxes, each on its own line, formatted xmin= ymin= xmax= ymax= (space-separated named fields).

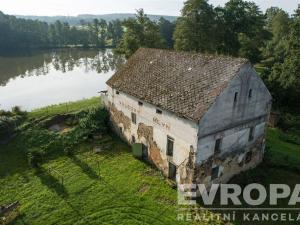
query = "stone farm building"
xmin=103 ymin=48 xmax=272 ymax=186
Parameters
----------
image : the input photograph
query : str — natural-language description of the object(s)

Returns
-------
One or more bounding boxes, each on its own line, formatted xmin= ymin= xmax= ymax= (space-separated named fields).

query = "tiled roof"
xmin=107 ymin=48 xmax=248 ymax=122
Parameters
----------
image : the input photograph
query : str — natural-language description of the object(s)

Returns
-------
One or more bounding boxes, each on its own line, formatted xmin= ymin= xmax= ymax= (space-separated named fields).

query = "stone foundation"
xmin=194 ymin=137 xmax=264 ymax=186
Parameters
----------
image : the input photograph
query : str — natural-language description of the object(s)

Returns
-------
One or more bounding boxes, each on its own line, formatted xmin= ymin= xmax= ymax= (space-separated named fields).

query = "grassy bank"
xmin=28 ymin=97 xmax=101 ymax=119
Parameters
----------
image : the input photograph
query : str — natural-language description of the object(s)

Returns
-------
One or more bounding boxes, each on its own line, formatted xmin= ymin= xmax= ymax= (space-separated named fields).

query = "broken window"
xmin=131 ymin=112 xmax=136 ymax=124
xmin=249 ymin=127 xmax=255 ymax=141
xmin=248 ymin=89 xmax=253 ymax=99
xmin=245 ymin=151 xmax=252 ymax=164
xmin=156 ymin=109 xmax=162 ymax=114
xmin=138 ymin=101 xmax=143 ymax=106
xmin=234 ymin=92 xmax=238 ymax=104
xmin=211 ymin=166 xmax=219 ymax=180
xmin=214 ymin=138 xmax=222 ymax=154
xmin=169 ymin=162 xmax=176 ymax=180
xmin=167 ymin=136 xmax=174 ymax=157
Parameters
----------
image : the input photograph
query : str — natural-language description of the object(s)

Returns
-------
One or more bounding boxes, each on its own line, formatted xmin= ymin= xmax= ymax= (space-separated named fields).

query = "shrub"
xmin=27 ymin=148 xmax=45 ymax=168
xmin=0 ymin=108 xmax=27 ymax=141
xmin=22 ymin=107 xmax=109 ymax=163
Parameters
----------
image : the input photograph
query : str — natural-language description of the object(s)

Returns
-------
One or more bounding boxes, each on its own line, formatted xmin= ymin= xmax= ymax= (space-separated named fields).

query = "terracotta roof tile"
xmin=107 ymin=48 xmax=248 ymax=122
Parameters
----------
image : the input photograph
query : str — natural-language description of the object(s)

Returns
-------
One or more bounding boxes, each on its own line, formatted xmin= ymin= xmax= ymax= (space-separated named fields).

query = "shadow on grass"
xmin=69 ymin=155 xmax=100 ymax=180
xmin=35 ymin=168 xmax=68 ymax=198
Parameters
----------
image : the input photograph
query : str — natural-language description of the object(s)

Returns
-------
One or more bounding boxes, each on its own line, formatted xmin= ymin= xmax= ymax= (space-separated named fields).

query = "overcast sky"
xmin=0 ymin=0 xmax=299 ymax=16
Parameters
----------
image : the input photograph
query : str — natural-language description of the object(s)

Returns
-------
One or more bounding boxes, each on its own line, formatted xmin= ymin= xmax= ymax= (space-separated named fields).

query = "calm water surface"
xmin=0 ymin=49 xmax=124 ymax=111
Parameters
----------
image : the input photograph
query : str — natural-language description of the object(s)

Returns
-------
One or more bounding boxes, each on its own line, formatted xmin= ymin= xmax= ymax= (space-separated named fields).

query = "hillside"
xmin=15 ymin=13 xmax=178 ymax=25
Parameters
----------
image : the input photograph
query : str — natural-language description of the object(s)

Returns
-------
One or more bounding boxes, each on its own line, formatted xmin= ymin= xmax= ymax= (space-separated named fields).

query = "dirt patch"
xmin=49 ymin=123 xmax=71 ymax=133
xmin=42 ymin=114 xmax=77 ymax=133
xmin=138 ymin=184 xmax=150 ymax=194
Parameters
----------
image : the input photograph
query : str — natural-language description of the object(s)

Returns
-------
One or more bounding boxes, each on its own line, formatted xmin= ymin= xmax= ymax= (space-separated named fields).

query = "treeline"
xmin=0 ymin=11 xmax=123 ymax=49
xmin=116 ymin=1 xmax=300 ymax=112
xmin=0 ymin=10 xmax=175 ymax=52
xmin=0 ymin=1 xmax=299 ymax=111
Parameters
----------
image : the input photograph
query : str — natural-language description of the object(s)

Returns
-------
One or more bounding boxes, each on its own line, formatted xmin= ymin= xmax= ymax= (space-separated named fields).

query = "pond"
xmin=0 ymin=49 xmax=124 ymax=111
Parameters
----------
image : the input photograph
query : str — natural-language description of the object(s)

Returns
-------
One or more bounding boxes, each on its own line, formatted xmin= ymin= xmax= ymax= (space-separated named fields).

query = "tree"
xmin=264 ymin=6 xmax=300 ymax=109
xmin=107 ymin=20 xmax=123 ymax=46
xmin=89 ymin=19 xmax=100 ymax=47
xmin=158 ymin=17 xmax=176 ymax=49
xmin=116 ymin=9 xmax=165 ymax=58
xmin=262 ymin=7 xmax=290 ymax=66
xmin=99 ymin=19 xmax=107 ymax=48
xmin=174 ymin=0 xmax=218 ymax=52
xmin=221 ymin=0 xmax=268 ymax=62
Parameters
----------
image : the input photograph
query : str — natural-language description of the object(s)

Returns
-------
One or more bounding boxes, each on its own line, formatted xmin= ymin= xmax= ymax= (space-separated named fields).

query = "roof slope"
xmin=107 ymin=48 xmax=248 ymax=122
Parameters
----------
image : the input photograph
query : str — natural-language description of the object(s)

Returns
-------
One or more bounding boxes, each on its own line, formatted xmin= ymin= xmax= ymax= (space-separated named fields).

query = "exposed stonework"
xmin=195 ymin=136 xmax=264 ymax=186
xmin=178 ymin=147 xmax=196 ymax=184
xmin=137 ymin=123 xmax=153 ymax=142
xmin=137 ymin=123 xmax=168 ymax=175
xmin=108 ymin=101 xmax=131 ymax=133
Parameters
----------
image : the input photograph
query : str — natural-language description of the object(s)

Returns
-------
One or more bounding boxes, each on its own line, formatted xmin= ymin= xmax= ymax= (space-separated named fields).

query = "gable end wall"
xmin=196 ymin=63 xmax=272 ymax=185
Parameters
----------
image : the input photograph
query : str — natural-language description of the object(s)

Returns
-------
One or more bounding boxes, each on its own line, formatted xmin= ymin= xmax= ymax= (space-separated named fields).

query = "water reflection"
xmin=0 ymin=49 xmax=124 ymax=86
xmin=0 ymin=49 xmax=124 ymax=110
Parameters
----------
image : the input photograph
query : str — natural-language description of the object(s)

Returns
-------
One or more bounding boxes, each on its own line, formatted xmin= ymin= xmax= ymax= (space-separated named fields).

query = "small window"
xmin=167 ymin=136 xmax=174 ymax=157
xmin=131 ymin=112 xmax=136 ymax=124
xmin=245 ymin=151 xmax=252 ymax=164
xmin=116 ymin=90 xmax=120 ymax=95
xmin=234 ymin=92 xmax=238 ymax=103
xmin=248 ymin=89 xmax=252 ymax=99
xmin=138 ymin=101 xmax=143 ymax=106
xmin=249 ymin=127 xmax=255 ymax=141
xmin=214 ymin=138 xmax=222 ymax=154
xmin=131 ymin=135 xmax=136 ymax=143
xmin=156 ymin=109 xmax=162 ymax=114
xmin=211 ymin=166 xmax=219 ymax=180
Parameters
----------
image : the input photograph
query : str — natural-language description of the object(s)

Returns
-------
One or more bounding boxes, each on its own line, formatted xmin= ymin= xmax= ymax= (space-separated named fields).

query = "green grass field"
xmin=1 ymin=98 xmax=299 ymax=225
xmin=28 ymin=97 xmax=101 ymax=119
xmin=0 ymin=98 xmax=221 ymax=225
xmin=0 ymin=138 xmax=187 ymax=225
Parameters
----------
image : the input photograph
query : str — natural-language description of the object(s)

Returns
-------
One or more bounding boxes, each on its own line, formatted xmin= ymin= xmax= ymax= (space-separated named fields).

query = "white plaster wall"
xmin=197 ymin=121 xmax=267 ymax=163
xmin=107 ymin=86 xmax=199 ymax=166
xmin=197 ymin=63 xmax=271 ymax=165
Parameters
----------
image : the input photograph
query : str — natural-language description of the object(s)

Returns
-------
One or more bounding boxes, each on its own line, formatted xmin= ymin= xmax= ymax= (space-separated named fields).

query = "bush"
xmin=0 ymin=108 xmax=27 ymax=141
xmin=27 ymin=148 xmax=45 ymax=168
xmin=21 ymin=107 xmax=109 ymax=163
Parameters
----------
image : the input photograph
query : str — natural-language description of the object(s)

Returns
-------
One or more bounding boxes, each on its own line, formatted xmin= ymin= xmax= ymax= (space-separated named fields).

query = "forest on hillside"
xmin=0 ymin=0 xmax=299 ymax=121
xmin=0 ymin=11 xmax=124 ymax=49
xmin=15 ymin=13 xmax=177 ymax=25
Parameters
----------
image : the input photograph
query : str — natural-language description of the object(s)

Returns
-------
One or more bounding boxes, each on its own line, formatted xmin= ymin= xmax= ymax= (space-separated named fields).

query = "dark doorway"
xmin=142 ymin=144 xmax=148 ymax=160
xmin=169 ymin=162 xmax=176 ymax=181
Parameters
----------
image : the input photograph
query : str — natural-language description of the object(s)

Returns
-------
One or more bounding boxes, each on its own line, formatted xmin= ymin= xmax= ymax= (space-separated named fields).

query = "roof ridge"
xmin=107 ymin=48 xmax=249 ymax=122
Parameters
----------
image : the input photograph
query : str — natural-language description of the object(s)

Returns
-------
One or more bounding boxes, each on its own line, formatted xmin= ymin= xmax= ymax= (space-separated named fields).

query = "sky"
xmin=0 ymin=0 xmax=299 ymax=16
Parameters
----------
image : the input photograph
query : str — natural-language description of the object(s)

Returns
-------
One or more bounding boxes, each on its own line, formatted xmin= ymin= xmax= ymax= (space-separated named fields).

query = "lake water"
xmin=0 ymin=49 xmax=124 ymax=111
